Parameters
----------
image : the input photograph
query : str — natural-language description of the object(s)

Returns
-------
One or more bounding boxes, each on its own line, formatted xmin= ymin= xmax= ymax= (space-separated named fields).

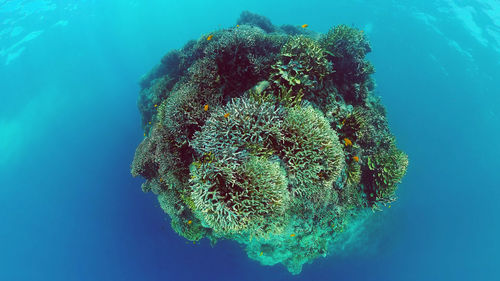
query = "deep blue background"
xmin=1 ymin=1 xmax=499 ymax=280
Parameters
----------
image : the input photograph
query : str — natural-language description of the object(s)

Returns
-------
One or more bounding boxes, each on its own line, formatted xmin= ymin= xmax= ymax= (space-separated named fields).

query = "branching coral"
xmin=130 ymin=11 xmax=408 ymax=275
xmin=320 ymin=24 xmax=375 ymax=103
xmin=186 ymin=97 xmax=290 ymax=237
xmin=189 ymin=155 xmax=289 ymax=237
xmin=363 ymin=141 xmax=409 ymax=205
xmin=280 ymin=36 xmax=331 ymax=83
xmin=269 ymin=36 xmax=332 ymax=105
xmin=280 ymin=105 xmax=345 ymax=204
xmin=202 ymin=25 xmax=284 ymax=98
xmin=338 ymin=104 xmax=392 ymax=156
xmin=189 ymin=97 xmax=285 ymax=157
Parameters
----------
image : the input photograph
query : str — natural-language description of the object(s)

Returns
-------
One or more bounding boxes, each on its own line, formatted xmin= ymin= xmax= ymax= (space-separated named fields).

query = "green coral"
xmin=159 ymin=190 xmax=207 ymax=242
xmin=202 ymin=25 xmax=284 ymax=97
xmin=280 ymin=36 xmax=331 ymax=82
xmin=364 ymin=141 xmax=409 ymax=205
xmin=339 ymin=104 xmax=392 ymax=155
xmin=280 ymin=105 xmax=345 ymax=203
xmin=269 ymin=36 xmax=332 ymax=105
xmin=320 ymin=24 xmax=375 ymax=103
xmin=346 ymin=160 xmax=362 ymax=187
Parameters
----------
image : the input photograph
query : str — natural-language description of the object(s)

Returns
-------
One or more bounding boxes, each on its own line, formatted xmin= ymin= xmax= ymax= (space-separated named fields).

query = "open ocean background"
xmin=1 ymin=1 xmax=499 ymax=280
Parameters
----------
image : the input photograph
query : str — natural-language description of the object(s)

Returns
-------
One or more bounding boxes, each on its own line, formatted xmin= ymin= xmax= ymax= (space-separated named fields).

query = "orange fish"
xmin=290 ymin=233 xmax=295 ymax=237
xmin=224 ymin=112 xmax=230 ymax=118
xmin=188 ymin=220 xmax=192 ymax=225
xmin=301 ymin=24 xmax=308 ymax=28
xmin=353 ymin=156 xmax=359 ymax=162
xmin=260 ymin=251 xmax=263 ymax=256
xmin=207 ymin=35 xmax=213 ymax=41
xmin=204 ymin=104 xmax=209 ymax=111
xmin=344 ymin=138 xmax=353 ymax=146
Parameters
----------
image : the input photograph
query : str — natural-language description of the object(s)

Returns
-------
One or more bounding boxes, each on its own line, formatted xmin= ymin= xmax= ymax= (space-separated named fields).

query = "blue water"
xmin=1 ymin=1 xmax=499 ymax=280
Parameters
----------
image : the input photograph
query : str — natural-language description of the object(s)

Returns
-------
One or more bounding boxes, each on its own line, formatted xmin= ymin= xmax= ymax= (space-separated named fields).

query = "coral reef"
xmin=131 ymin=12 xmax=408 ymax=275
xmin=320 ymin=24 xmax=375 ymax=104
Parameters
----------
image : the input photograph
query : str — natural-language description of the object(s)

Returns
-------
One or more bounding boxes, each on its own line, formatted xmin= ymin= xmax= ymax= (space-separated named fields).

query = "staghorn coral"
xmin=130 ymin=11 xmax=408 ymax=275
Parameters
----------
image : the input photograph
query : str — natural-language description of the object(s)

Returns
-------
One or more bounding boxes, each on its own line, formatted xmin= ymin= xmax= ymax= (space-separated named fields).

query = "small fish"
xmin=236 ymin=25 xmax=240 ymax=27
xmin=144 ymin=133 xmax=146 ymax=136
xmin=344 ymin=138 xmax=353 ymax=146
xmin=148 ymin=121 xmax=151 ymax=124
xmin=204 ymin=104 xmax=209 ymax=111
xmin=301 ymin=24 xmax=308 ymax=28
xmin=260 ymin=251 xmax=263 ymax=256
xmin=224 ymin=112 xmax=230 ymax=118
xmin=154 ymin=104 xmax=158 ymax=107
xmin=159 ymin=178 xmax=163 ymax=182
xmin=188 ymin=220 xmax=192 ymax=225
xmin=388 ymin=205 xmax=391 ymax=208
xmin=207 ymin=34 xmax=213 ymax=41
xmin=290 ymin=233 xmax=295 ymax=237
xmin=353 ymin=156 xmax=359 ymax=162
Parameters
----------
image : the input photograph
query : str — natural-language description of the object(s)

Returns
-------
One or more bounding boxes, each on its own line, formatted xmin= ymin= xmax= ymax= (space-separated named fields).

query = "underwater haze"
xmin=1 ymin=0 xmax=499 ymax=280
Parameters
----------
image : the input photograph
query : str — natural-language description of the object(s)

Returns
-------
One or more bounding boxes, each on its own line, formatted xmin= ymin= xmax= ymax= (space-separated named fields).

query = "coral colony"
xmin=131 ymin=11 xmax=408 ymax=274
